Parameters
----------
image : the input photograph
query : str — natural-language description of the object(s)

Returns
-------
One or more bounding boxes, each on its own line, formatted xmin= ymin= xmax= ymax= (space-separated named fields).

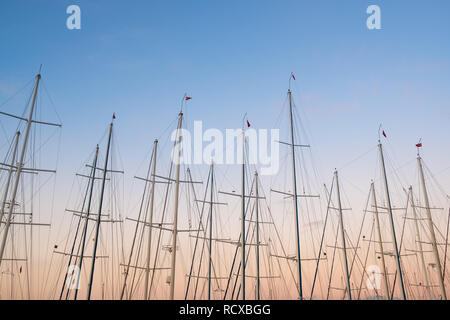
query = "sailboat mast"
xmin=0 ymin=131 xmax=20 ymax=224
xmin=409 ymin=186 xmax=432 ymax=299
xmin=378 ymin=142 xmax=407 ymax=299
xmin=417 ymin=155 xmax=447 ymax=300
xmin=0 ymin=73 xmax=41 ymax=267
xmin=74 ymin=145 xmax=99 ymax=300
xmin=371 ymin=182 xmax=390 ymax=300
xmin=288 ymin=89 xmax=302 ymax=299
xmin=0 ymin=131 xmax=20 ymax=299
xmin=444 ymin=209 xmax=450 ymax=277
xmin=241 ymin=127 xmax=246 ymax=300
xmin=334 ymin=170 xmax=352 ymax=300
xmin=208 ymin=162 xmax=214 ymax=300
xmin=185 ymin=168 xmax=211 ymax=299
xmin=144 ymin=139 xmax=158 ymax=300
xmin=87 ymin=121 xmax=113 ymax=300
xmin=255 ymin=171 xmax=260 ymax=300
xmin=169 ymin=111 xmax=183 ymax=300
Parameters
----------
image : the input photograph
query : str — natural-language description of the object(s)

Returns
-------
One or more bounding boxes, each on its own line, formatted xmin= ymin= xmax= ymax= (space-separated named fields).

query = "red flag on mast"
xmin=246 ymin=120 xmax=251 ymax=128
xmin=382 ymin=130 xmax=387 ymax=138
xmin=291 ymin=73 xmax=296 ymax=80
xmin=112 ymin=113 xmax=116 ymax=119
xmin=416 ymin=142 xmax=422 ymax=148
xmin=185 ymin=96 xmax=192 ymax=101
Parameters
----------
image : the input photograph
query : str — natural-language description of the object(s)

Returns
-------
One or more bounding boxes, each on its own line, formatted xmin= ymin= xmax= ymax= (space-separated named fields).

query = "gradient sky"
xmin=1 ymin=0 xmax=450 ymax=185
xmin=1 ymin=0 xmax=450 ymax=299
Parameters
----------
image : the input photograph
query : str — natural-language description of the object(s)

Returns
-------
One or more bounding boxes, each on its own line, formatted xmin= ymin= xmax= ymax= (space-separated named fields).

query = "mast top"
xmin=242 ymin=112 xmax=248 ymax=131
xmin=377 ymin=124 xmax=382 ymax=143
xmin=180 ymin=93 xmax=191 ymax=113
xmin=416 ymin=138 xmax=422 ymax=157
xmin=37 ymin=64 xmax=42 ymax=78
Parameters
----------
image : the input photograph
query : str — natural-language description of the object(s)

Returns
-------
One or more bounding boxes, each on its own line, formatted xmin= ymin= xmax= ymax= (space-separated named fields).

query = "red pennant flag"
xmin=246 ymin=120 xmax=251 ymax=127
xmin=416 ymin=143 xmax=422 ymax=148
xmin=185 ymin=96 xmax=192 ymax=101
xmin=112 ymin=113 xmax=116 ymax=119
xmin=291 ymin=73 xmax=296 ymax=80
xmin=382 ymin=130 xmax=387 ymax=138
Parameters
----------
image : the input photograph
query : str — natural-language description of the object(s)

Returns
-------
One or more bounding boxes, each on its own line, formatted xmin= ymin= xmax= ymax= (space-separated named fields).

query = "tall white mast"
xmin=169 ymin=111 xmax=183 ymax=300
xmin=0 ymin=73 xmax=41 ymax=266
xmin=378 ymin=142 xmax=407 ymax=299
xmin=240 ymin=124 xmax=246 ymax=300
xmin=288 ymin=89 xmax=303 ymax=300
xmin=409 ymin=186 xmax=432 ymax=299
xmin=334 ymin=170 xmax=352 ymax=300
xmin=417 ymin=155 xmax=447 ymax=300
xmin=208 ymin=162 xmax=214 ymax=300
xmin=87 ymin=121 xmax=114 ymax=300
xmin=144 ymin=139 xmax=158 ymax=300
xmin=255 ymin=171 xmax=260 ymax=300
xmin=73 ymin=145 xmax=99 ymax=300
xmin=371 ymin=182 xmax=390 ymax=300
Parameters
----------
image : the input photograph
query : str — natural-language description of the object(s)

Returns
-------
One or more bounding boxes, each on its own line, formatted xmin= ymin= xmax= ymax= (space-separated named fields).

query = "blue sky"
xmin=1 ymin=0 xmax=450 ymax=199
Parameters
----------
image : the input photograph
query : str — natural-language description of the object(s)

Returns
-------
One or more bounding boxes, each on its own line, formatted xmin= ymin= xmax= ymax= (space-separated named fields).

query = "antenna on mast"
xmin=242 ymin=112 xmax=248 ymax=131
xmin=416 ymin=138 xmax=422 ymax=156
xmin=378 ymin=124 xmax=382 ymax=142
xmin=180 ymin=93 xmax=186 ymax=113
xmin=180 ymin=93 xmax=192 ymax=113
